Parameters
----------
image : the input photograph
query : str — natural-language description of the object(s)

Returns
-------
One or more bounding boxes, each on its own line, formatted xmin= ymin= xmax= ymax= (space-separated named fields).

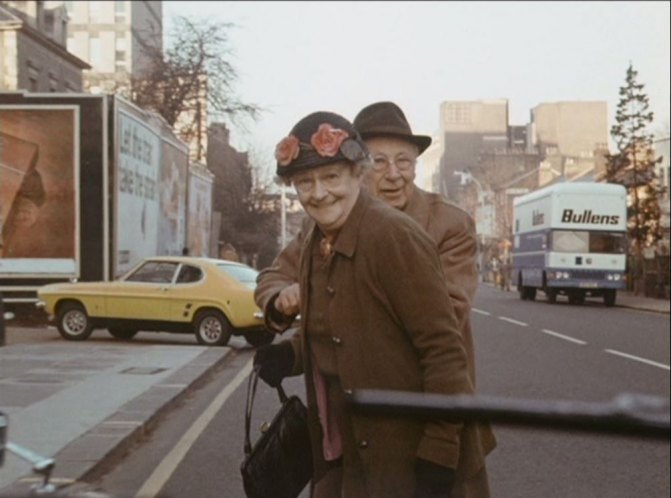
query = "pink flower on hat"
xmin=275 ymin=135 xmax=300 ymax=166
xmin=310 ymin=124 xmax=349 ymax=157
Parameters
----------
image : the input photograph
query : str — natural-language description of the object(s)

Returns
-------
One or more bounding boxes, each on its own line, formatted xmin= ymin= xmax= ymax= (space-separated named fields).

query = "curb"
xmin=2 ymin=347 xmax=234 ymax=496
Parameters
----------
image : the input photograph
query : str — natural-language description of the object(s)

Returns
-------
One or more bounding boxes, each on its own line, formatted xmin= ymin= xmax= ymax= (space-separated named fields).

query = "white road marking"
xmin=135 ymin=358 xmax=254 ymax=498
xmin=540 ymin=329 xmax=587 ymax=345
xmin=498 ymin=316 xmax=528 ymax=327
xmin=604 ymin=349 xmax=670 ymax=371
xmin=472 ymin=308 xmax=491 ymax=316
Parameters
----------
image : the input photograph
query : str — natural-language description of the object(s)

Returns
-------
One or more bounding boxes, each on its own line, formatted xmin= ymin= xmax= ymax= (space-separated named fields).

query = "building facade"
xmin=56 ymin=0 xmax=162 ymax=94
xmin=0 ymin=0 xmax=88 ymax=92
xmin=653 ymin=135 xmax=670 ymax=246
xmin=438 ymin=99 xmax=509 ymax=200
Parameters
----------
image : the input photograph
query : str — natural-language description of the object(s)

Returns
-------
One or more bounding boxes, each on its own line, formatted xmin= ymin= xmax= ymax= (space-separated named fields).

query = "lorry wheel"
xmin=243 ymin=329 xmax=275 ymax=348
xmin=568 ymin=292 xmax=586 ymax=305
xmin=108 ymin=328 xmax=138 ymax=340
xmin=194 ymin=309 xmax=232 ymax=346
xmin=527 ymin=288 xmax=537 ymax=301
xmin=57 ymin=303 xmax=94 ymax=341
xmin=519 ymin=286 xmax=527 ymax=300
xmin=603 ymin=290 xmax=617 ymax=307
xmin=546 ymin=289 xmax=557 ymax=304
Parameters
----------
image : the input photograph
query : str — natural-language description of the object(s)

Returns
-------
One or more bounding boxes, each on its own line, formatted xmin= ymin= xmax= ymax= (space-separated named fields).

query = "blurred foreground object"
xmin=350 ymin=390 xmax=669 ymax=440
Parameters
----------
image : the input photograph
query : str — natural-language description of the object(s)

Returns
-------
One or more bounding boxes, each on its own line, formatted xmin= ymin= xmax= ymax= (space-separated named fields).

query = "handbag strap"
xmin=244 ymin=366 xmax=290 ymax=456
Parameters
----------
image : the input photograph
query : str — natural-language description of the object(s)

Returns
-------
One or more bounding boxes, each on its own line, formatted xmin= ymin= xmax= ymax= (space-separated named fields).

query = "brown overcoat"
xmin=258 ymin=191 xmax=492 ymax=497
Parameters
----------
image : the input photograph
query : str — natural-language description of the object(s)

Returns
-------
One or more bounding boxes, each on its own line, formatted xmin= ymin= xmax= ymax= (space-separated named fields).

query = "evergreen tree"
xmin=605 ymin=64 xmax=664 ymax=272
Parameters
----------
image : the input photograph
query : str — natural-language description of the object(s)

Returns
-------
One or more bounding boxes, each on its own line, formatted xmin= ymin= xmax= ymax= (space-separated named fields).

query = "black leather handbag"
xmin=241 ymin=366 xmax=313 ymax=498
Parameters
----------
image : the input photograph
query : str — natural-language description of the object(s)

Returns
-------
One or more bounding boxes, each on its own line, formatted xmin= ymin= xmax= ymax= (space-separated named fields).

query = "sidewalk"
xmin=0 ymin=333 xmax=232 ymax=495
xmin=615 ymin=290 xmax=670 ymax=314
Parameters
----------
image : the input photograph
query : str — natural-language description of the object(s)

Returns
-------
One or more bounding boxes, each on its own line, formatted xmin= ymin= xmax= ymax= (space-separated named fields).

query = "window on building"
xmin=44 ymin=11 xmax=54 ymax=34
xmin=89 ymin=36 xmax=102 ymax=68
xmin=49 ymin=74 xmax=58 ymax=92
xmin=27 ymin=62 xmax=40 ymax=92
xmin=89 ymin=1 xmax=101 ymax=22
xmin=115 ymin=35 xmax=127 ymax=62
xmin=64 ymin=1 xmax=74 ymax=13
xmin=115 ymin=0 xmax=126 ymax=13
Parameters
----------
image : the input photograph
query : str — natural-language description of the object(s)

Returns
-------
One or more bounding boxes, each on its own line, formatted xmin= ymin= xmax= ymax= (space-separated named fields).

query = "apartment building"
xmin=438 ymin=99 xmax=509 ymax=199
xmin=527 ymin=101 xmax=608 ymax=182
xmin=0 ymin=0 xmax=88 ymax=92
xmin=56 ymin=0 xmax=162 ymax=93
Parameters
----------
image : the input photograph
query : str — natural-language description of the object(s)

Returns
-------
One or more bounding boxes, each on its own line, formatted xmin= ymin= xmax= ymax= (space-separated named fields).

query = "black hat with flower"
xmin=275 ymin=111 xmax=369 ymax=177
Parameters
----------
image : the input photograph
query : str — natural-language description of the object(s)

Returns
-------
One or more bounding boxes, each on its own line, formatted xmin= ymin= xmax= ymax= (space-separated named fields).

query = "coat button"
xmin=331 ymin=336 xmax=342 ymax=345
xmin=358 ymin=440 xmax=369 ymax=449
xmin=343 ymin=389 xmax=353 ymax=396
xmin=326 ymin=286 xmax=335 ymax=295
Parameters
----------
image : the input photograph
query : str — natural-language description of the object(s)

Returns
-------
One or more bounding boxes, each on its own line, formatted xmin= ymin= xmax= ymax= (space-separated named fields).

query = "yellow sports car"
xmin=37 ymin=256 xmax=275 ymax=347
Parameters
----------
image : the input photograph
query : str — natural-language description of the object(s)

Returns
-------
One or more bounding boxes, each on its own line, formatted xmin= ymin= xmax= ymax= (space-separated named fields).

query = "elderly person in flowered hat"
xmin=253 ymin=110 xmax=474 ymax=498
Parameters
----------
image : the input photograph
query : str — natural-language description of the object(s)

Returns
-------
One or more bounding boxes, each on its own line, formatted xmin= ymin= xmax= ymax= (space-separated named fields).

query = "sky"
xmin=163 ymin=1 xmax=670 ymax=177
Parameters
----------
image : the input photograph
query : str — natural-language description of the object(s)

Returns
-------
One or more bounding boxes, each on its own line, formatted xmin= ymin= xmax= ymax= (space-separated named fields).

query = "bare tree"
xmin=131 ymin=16 xmax=262 ymax=160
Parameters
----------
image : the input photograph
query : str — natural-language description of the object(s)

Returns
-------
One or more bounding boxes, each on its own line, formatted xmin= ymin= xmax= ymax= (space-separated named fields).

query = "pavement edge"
xmin=2 ymin=347 xmax=234 ymax=496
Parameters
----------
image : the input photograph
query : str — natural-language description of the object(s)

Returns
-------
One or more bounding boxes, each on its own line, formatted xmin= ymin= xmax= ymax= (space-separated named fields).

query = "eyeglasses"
xmin=291 ymin=166 xmax=349 ymax=194
xmin=371 ymin=155 xmax=416 ymax=172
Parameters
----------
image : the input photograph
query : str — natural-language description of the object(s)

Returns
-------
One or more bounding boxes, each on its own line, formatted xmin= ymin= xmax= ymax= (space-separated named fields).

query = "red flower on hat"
xmin=310 ymin=124 xmax=349 ymax=157
xmin=275 ymin=135 xmax=300 ymax=166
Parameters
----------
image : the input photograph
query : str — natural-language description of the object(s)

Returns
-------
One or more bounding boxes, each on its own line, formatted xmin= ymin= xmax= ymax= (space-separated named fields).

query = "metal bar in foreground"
xmin=349 ymin=390 xmax=670 ymax=440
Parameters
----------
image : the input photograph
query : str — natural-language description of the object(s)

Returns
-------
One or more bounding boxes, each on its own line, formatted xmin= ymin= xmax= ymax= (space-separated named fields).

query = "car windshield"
xmin=215 ymin=263 xmax=258 ymax=289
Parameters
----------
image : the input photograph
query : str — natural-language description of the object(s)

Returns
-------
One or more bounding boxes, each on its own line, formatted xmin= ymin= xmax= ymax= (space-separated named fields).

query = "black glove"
xmin=413 ymin=458 xmax=456 ymax=498
xmin=253 ymin=341 xmax=295 ymax=388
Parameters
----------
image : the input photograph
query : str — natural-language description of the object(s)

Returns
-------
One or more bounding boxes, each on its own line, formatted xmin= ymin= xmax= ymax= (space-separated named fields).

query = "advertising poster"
xmin=187 ymin=169 xmax=213 ymax=257
xmin=115 ymin=109 xmax=161 ymax=276
xmin=0 ymin=107 xmax=77 ymax=275
xmin=158 ymin=140 xmax=188 ymax=256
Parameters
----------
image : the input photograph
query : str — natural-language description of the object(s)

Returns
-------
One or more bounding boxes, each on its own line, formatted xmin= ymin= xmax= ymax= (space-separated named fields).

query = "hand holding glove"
xmin=413 ymin=458 xmax=456 ymax=498
xmin=253 ymin=341 xmax=295 ymax=388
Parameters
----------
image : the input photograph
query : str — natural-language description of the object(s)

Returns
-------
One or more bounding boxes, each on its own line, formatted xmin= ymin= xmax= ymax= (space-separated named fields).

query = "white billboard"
xmin=114 ymin=108 xmax=161 ymax=276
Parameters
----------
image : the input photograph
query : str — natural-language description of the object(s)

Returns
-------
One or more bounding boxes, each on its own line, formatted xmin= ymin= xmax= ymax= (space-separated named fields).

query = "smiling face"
xmin=290 ymin=162 xmax=362 ymax=238
xmin=364 ymin=136 xmax=419 ymax=210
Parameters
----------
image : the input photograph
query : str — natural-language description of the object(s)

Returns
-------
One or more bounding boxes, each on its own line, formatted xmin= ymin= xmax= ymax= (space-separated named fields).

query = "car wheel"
xmin=194 ymin=310 xmax=232 ymax=346
xmin=108 ymin=328 xmax=138 ymax=340
xmin=244 ymin=329 xmax=275 ymax=348
xmin=57 ymin=303 xmax=94 ymax=341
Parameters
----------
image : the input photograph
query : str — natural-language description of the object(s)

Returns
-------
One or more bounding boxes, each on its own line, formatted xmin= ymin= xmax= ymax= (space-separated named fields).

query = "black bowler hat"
xmin=353 ymin=101 xmax=432 ymax=154
xmin=275 ymin=111 xmax=368 ymax=177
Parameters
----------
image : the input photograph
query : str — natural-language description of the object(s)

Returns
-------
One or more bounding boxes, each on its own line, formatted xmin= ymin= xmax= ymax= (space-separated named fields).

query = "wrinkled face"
xmin=364 ymin=137 xmax=418 ymax=210
xmin=290 ymin=162 xmax=362 ymax=237
xmin=12 ymin=197 xmax=40 ymax=228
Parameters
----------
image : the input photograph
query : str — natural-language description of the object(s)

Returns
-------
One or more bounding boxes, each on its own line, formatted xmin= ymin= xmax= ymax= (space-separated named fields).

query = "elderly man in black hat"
xmin=255 ymin=103 xmax=496 ymax=497
xmin=254 ymin=110 xmax=476 ymax=498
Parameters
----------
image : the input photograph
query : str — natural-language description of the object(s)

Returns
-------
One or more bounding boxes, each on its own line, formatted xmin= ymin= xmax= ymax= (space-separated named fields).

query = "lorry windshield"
xmin=551 ymin=230 xmax=626 ymax=254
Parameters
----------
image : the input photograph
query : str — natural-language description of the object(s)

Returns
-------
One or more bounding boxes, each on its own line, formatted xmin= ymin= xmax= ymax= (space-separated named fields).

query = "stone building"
xmin=0 ymin=0 xmax=88 ymax=92
xmin=54 ymin=0 xmax=162 ymax=94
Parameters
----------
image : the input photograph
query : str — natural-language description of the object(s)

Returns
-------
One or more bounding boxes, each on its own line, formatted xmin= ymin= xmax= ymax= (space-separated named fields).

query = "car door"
xmin=165 ymin=263 xmax=208 ymax=323
xmin=104 ymin=260 xmax=179 ymax=320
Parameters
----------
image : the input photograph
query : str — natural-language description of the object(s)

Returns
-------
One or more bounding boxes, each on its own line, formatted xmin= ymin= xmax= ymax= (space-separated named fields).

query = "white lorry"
xmin=512 ymin=182 xmax=627 ymax=306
